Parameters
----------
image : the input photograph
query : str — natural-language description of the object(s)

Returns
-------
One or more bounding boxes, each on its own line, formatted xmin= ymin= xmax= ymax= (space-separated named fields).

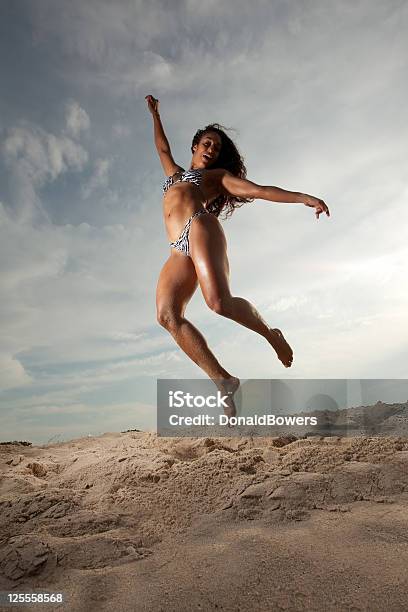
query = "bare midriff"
xmin=162 ymin=169 xmax=221 ymax=243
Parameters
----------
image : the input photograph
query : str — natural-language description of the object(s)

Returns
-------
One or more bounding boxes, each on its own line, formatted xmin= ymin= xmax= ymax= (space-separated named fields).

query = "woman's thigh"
xmin=189 ymin=213 xmax=231 ymax=308
xmin=156 ymin=251 xmax=199 ymax=316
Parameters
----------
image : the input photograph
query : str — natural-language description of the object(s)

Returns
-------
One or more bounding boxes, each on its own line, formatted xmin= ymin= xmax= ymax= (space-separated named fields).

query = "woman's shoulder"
xmin=205 ymin=168 xmax=230 ymax=187
xmin=206 ymin=168 xmax=228 ymax=179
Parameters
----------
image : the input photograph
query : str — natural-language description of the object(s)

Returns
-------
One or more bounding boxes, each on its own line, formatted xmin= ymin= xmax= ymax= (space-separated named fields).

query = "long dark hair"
xmin=191 ymin=123 xmax=253 ymax=219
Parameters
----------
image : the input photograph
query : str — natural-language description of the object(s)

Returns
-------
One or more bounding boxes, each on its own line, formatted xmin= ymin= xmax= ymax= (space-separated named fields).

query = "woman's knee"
xmin=206 ymin=294 xmax=233 ymax=317
xmin=156 ymin=306 xmax=182 ymax=330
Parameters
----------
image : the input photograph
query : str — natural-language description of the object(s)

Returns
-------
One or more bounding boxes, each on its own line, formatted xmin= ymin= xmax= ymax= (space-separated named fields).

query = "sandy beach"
xmin=1 ymin=431 xmax=408 ymax=611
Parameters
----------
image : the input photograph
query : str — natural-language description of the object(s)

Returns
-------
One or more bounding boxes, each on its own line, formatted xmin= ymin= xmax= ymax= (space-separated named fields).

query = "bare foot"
xmin=268 ymin=328 xmax=293 ymax=368
xmin=214 ymin=376 xmax=240 ymax=418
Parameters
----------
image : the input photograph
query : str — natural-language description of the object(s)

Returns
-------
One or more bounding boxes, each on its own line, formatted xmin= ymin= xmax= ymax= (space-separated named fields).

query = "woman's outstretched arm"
xmin=220 ymin=170 xmax=330 ymax=219
xmin=145 ymin=95 xmax=182 ymax=176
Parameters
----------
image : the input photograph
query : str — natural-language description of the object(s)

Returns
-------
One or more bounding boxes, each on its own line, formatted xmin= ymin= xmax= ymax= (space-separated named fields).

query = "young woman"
xmin=146 ymin=94 xmax=330 ymax=416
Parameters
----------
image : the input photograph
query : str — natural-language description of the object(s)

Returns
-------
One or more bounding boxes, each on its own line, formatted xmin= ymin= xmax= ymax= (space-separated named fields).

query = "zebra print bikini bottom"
xmin=169 ymin=208 xmax=208 ymax=257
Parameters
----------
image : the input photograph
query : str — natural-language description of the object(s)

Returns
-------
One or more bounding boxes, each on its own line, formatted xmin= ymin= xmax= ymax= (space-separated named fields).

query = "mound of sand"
xmin=1 ymin=432 xmax=408 ymax=611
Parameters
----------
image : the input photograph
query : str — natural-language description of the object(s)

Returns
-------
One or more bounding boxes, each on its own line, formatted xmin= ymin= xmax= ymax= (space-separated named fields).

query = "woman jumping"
xmin=146 ymin=94 xmax=330 ymax=415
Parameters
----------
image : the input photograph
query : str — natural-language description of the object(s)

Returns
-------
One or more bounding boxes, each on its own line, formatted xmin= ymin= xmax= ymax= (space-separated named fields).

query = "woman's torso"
xmin=162 ymin=168 xmax=222 ymax=242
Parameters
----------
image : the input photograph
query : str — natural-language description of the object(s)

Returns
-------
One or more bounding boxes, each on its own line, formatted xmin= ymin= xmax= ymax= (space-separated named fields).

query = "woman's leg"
xmin=156 ymin=251 xmax=235 ymax=380
xmin=156 ymin=251 xmax=240 ymax=415
xmin=189 ymin=214 xmax=293 ymax=368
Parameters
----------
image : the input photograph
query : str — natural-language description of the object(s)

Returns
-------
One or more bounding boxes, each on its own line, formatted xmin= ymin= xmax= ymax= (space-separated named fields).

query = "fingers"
xmin=315 ymin=199 xmax=330 ymax=220
xmin=315 ymin=206 xmax=330 ymax=220
xmin=145 ymin=94 xmax=159 ymax=112
xmin=307 ymin=196 xmax=330 ymax=219
xmin=320 ymin=199 xmax=330 ymax=217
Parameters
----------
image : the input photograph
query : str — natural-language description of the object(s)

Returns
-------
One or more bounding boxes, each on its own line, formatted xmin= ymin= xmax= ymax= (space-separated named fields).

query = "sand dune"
xmin=1 ymin=432 xmax=408 ymax=611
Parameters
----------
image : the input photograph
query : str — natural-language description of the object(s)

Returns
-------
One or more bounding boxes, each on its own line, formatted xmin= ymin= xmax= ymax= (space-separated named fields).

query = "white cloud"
xmin=2 ymin=124 xmax=88 ymax=184
xmin=81 ymin=158 xmax=111 ymax=199
xmin=1 ymin=120 xmax=88 ymax=224
xmin=64 ymin=100 xmax=90 ymax=138
xmin=0 ymin=356 xmax=33 ymax=390
xmin=111 ymin=122 xmax=131 ymax=139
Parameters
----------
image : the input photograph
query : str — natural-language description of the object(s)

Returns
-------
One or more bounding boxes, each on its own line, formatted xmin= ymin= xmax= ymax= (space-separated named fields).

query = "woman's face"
xmin=192 ymin=131 xmax=222 ymax=168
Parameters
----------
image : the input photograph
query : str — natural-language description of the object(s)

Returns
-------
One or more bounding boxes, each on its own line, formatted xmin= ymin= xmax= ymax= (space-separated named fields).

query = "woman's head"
xmin=190 ymin=123 xmax=253 ymax=219
xmin=191 ymin=130 xmax=222 ymax=169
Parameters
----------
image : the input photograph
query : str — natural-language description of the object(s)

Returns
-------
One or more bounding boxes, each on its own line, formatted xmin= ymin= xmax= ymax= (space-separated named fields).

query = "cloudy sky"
xmin=1 ymin=0 xmax=407 ymax=443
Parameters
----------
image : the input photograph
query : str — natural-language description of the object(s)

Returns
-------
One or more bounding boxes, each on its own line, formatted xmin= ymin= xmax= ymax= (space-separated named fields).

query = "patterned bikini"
xmin=162 ymin=168 xmax=209 ymax=257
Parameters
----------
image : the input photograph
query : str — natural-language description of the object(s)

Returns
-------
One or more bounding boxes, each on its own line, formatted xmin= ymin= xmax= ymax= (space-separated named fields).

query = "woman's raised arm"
xmin=220 ymin=170 xmax=330 ymax=219
xmin=145 ymin=95 xmax=182 ymax=176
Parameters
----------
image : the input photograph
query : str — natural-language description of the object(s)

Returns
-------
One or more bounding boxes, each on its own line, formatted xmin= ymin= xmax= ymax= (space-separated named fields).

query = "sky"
xmin=1 ymin=0 xmax=407 ymax=443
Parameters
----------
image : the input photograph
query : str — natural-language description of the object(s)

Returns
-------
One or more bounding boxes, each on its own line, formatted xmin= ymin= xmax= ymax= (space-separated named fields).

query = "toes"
xmin=270 ymin=328 xmax=293 ymax=367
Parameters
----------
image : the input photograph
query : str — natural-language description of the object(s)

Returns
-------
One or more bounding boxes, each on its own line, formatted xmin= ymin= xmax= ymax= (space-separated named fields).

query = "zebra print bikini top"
xmin=162 ymin=168 xmax=204 ymax=195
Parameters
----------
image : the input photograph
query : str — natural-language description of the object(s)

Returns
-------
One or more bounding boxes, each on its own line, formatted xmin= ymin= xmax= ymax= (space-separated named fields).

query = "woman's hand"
xmin=303 ymin=195 xmax=330 ymax=219
xmin=145 ymin=94 xmax=160 ymax=116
